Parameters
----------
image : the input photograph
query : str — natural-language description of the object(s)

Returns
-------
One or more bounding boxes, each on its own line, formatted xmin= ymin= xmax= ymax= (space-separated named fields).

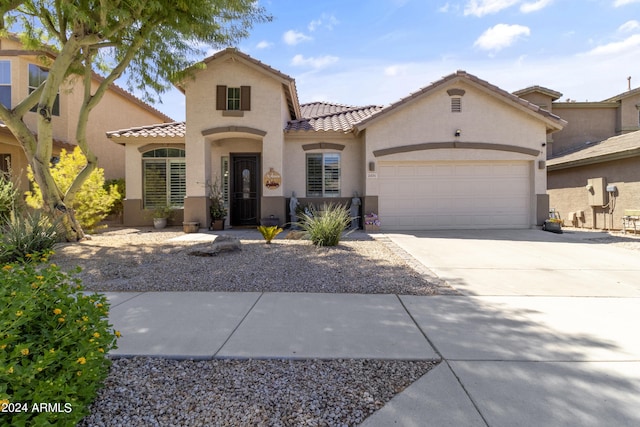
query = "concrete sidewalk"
xmin=105 ymin=229 xmax=640 ymax=426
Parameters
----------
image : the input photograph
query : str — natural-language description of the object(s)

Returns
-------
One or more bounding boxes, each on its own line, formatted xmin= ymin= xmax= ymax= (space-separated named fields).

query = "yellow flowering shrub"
xmin=0 ymin=260 xmax=119 ymax=426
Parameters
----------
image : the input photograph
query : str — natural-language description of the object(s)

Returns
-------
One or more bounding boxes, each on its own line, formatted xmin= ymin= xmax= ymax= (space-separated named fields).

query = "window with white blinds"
xmin=306 ymin=153 xmax=340 ymax=197
xmin=142 ymin=148 xmax=185 ymax=208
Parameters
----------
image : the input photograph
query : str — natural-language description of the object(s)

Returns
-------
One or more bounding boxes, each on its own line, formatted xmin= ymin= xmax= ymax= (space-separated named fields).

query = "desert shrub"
xmin=0 ymin=173 xmax=17 ymax=226
xmin=25 ymin=147 xmax=120 ymax=233
xmin=0 ymin=261 xmax=119 ymax=426
xmin=0 ymin=211 xmax=59 ymax=264
xmin=297 ymin=203 xmax=352 ymax=246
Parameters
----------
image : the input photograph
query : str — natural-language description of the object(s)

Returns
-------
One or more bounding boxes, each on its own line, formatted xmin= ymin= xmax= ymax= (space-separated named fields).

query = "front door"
xmin=231 ymin=154 xmax=260 ymax=226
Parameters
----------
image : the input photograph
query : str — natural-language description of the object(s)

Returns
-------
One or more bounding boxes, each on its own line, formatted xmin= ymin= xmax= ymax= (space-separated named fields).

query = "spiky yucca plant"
xmin=257 ymin=225 xmax=283 ymax=244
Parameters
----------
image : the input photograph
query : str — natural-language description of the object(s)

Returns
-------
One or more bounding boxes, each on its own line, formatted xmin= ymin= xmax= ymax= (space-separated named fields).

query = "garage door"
xmin=378 ymin=161 xmax=531 ymax=230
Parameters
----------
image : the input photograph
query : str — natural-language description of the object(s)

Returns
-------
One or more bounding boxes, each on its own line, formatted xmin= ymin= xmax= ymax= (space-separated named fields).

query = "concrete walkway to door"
xmin=362 ymin=229 xmax=640 ymax=427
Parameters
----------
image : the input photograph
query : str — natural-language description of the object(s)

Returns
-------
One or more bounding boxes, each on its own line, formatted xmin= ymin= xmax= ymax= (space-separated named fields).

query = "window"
xmin=0 ymin=61 xmax=10 ymax=108
xmin=142 ymin=148 xmax=186 ymax=208
xmin=227 ymin=87 xmax=241 ymax=110
xmin=28 ymin=64 xmax=60 ymax=116
xmin=306 ymin=153 xmax=340 ymax=197
xmin=216 ymin=85 xmax=251 ymax=111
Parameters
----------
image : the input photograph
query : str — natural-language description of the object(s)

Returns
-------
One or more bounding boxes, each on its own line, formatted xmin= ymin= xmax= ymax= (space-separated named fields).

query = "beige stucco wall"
xmin=548 ymin=157 xmax=640 ymax=230
xmin=283 ymin=132 xmax=364 ymax=199
xmin=183 ymin=55 xmax=289 ymax=196
xmin=363 ymin=80 xmax=548 ymax=197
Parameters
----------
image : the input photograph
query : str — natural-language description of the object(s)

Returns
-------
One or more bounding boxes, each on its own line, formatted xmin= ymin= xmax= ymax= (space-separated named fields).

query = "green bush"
xmin=103 ymin=178 xmax=125 ymax=217
xmin=0 ymin=211 xmax=60 ymax=264
xmin=297 ymin=203 xmax=352 ymax=246
xmin=0 ymin=261 xmax=119 ymax=426
xmin=25 ymin=147 xmax=121 ymax=233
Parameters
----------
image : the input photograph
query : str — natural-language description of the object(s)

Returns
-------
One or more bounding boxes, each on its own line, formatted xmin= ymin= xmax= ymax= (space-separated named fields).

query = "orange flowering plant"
xmin=0 ymin=259 xmax=119 ymax=426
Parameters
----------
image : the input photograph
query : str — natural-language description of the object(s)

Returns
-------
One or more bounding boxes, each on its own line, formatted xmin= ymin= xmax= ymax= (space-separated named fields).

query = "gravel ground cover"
xmin=53 ymin=228 xmax=445 ymax=426
xmin=51 ymin=227 xmax=454 ymax=295
xmin=79 ymin=358 xmax=438 ymax=427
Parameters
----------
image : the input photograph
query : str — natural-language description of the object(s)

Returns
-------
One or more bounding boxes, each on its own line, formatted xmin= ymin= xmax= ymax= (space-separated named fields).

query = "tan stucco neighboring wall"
xmin=0 ymin=132 xmax=30 ymax=191
xmin=1 ymin=38 xmax=171 ymax=183
xmin=363 ymin=80 xmax=548 ymax=197
xmin=548 ymin=156 xmax=640 ymax=230
xmin=550 ymin=104 xmax=617 ymax=156
xmin=618 ymin=94 xmax=640 ymax=134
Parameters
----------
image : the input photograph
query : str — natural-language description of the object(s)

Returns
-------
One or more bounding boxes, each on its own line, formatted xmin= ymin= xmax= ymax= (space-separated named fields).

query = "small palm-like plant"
xmin=257 ymin=225 xmax=283 ymax=244
xmin=296 ymin=203 xmax=352 ymax=246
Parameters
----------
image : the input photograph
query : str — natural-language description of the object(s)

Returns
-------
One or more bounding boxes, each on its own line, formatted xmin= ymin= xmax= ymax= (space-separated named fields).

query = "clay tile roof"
xmin=547 ymin=130 xmax=640 ymax=170
xmin=286 ymin=102 xmax=383 ymax=132
xmin=106 ymin=121 xmax=185 ymax=139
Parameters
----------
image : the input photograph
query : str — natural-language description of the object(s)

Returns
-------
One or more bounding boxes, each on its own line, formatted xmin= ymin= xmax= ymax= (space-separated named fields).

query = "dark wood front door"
xmin=231 ymin=154 xmax=260 ymax=226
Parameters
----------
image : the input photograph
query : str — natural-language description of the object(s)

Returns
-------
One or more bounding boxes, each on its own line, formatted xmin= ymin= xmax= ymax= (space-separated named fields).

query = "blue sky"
xmin=154 ymin=0 xmax=640 ymax=121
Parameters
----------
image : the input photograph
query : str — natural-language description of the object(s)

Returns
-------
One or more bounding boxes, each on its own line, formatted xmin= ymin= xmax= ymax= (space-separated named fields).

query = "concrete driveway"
xmin=385 ymin=229 xmax=640 ymax=296
xmin=364 ymin=229 xmax=640 ymax=427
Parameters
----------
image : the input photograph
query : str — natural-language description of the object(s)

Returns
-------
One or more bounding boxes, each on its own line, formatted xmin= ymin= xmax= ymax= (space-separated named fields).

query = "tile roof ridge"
xmin=106 ymin=121 xmax=185 ymax=136
xmin=299 ymin=102 xmax=383 ymax=120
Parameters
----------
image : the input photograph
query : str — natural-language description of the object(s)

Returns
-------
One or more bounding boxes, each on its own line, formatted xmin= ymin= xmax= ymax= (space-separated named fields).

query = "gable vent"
xmin=451 ymin=97 xmax=462 ymax=113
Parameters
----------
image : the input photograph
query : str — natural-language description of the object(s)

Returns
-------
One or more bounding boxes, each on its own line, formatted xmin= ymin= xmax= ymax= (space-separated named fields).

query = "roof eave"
xmin=548 ymin=148 xmax=640 ymax=171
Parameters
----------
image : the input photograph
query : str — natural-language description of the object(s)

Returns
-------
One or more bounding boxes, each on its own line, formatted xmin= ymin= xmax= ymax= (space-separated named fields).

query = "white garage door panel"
xmin=379 ymin=161 xmax=531 ymax=230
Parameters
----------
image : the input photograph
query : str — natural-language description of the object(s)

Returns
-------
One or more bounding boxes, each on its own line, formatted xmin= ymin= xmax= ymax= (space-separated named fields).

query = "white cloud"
xmin=256 ymin=40 xmax=272 ymax=49
xmin=520 ymin=0 xmax=553 ymax=13
xmin=585 ymin=34 xmax=640 ymax=55
xmin=308 ymin=14 xmax=339 ymax=32
xmin=384 ymin=65 xmax=409 ymax=76
xmin=283 ymin=30 xmax=312 ymax=46
xmin=618 ymin=20 xmax=640 ymax=33
xmin=291 ymin=54 xmax=339 ymax=69
xmin=614 ymin=0 xmax=640 ymax=6
xmin=464 ymin=0 xmax=520 ymax=17
xmin=474 ymin=24 xmax=531 ymax=51
xmin=439 ymin=2 xmax=450 ymax=12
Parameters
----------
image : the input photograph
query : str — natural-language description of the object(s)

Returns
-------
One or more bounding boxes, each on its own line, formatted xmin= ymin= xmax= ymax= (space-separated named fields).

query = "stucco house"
xmin=516 ymin=85 xmax=640 ymax=230
xmin=0 ymin=35 xmax=173 ymax=192
xmin=107 ymin=48 xmax=566 ymax=231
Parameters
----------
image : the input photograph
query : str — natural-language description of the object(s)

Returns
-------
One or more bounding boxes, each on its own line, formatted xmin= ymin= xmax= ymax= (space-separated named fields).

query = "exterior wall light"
xmin=454 ymin=129 xmax=461 ymax=137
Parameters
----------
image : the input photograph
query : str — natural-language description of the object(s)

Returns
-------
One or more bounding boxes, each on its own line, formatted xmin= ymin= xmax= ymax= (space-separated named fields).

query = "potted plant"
xmin=152 ymin=205 xmax=172 ymax=229
xmin=208 ymin=177 xmax=227 ymax=230
xmin=364 ymin=212 xmax=381 ymax=232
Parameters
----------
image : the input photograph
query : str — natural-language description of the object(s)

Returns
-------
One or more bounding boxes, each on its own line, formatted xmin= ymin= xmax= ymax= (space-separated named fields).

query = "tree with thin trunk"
xmin=0 ymin=0 xmax=270 ymax=241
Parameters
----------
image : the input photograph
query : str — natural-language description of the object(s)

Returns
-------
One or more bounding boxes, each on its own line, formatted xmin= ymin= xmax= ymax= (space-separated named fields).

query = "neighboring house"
xmin=0 ymin=35 xmax=173 ymax=193
xmin=107 ymin=48 xmax=565 ymax=230
xmin=515 ymin=85 xmax=640 ymax=230
xmin=546 ymin=131 xmax=640 ymax=230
